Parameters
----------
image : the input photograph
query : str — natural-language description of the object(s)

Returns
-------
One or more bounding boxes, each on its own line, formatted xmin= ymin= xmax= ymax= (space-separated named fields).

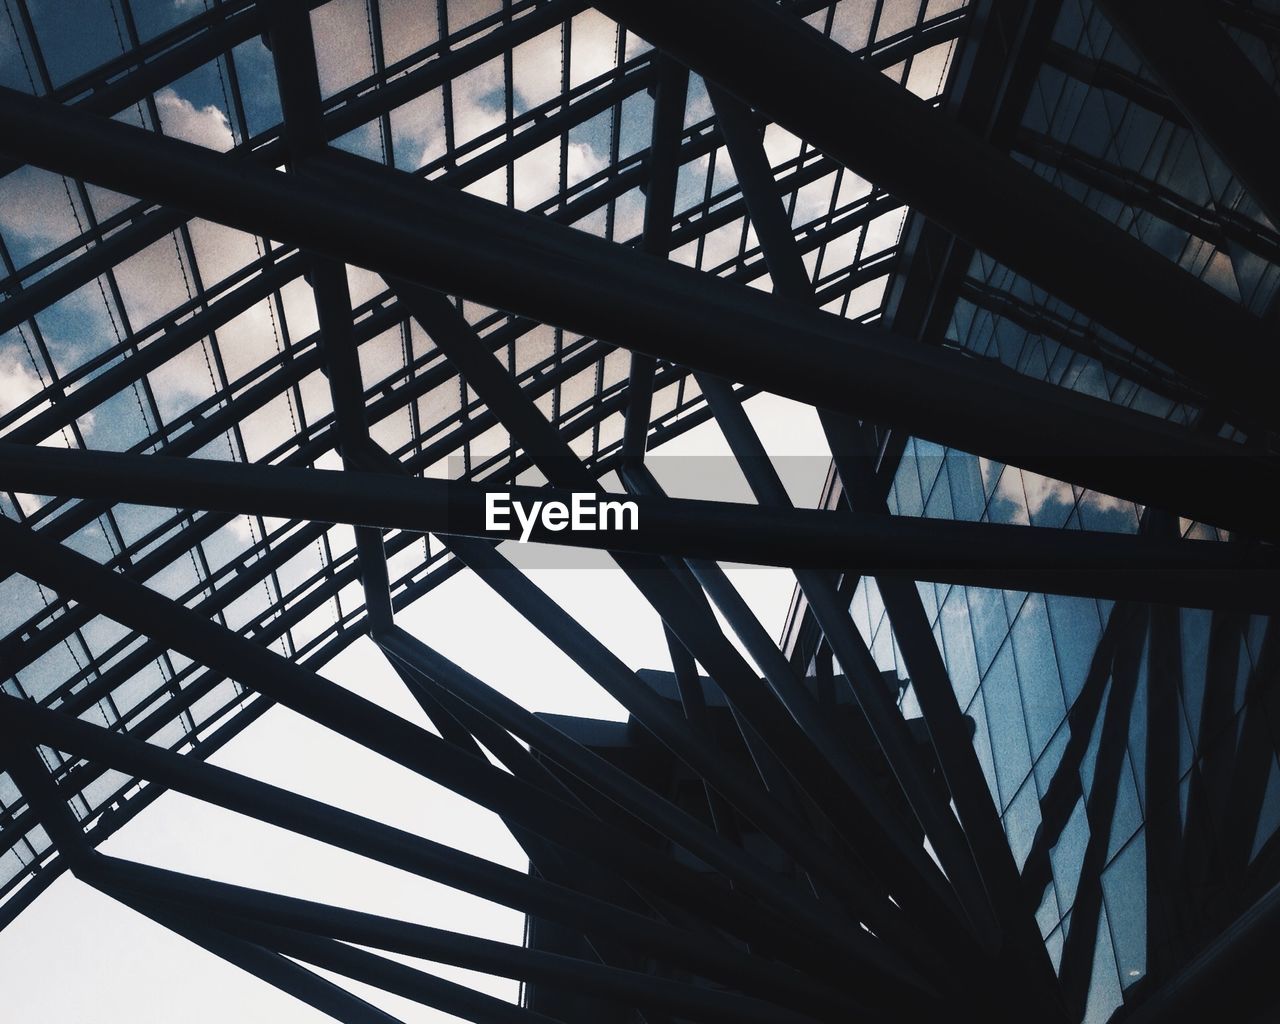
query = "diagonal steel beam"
xmin=0 ymin=693 xmax=858 ymax=1017
xmin=388 ymin=286 xmax=969 ymax=984
xmin=0 ymin=516 xmax=922 ymax=1003
xmin=0 ymin=85 xmax=1272 ymax=535
xmin=267 ymin=0 xmax=395 ymax=632
xmin=376 ymin=621 xmax=922 ymax=982
xmin=134 ymin=898 xmax=608 ymax=1024
xmin=107 ymin=890 xmax=413 ymax=1024
xmin=594 ymin=0 xmax=1279 ymax=431
xmin=705 ymin=78 xmax=1066 ymax=1016
xmin=1054 ymin=603 xmax=1151 ymax=1015
xmin=1094 ymin=0 xmax=1280 ymax=230
xmin=91 ymin=855 xmax=811 ymax=1024
xmin=620 ymin=54 xmax=688 ymax=461
xmin=621 ymin=464 xmax=977 ymax=970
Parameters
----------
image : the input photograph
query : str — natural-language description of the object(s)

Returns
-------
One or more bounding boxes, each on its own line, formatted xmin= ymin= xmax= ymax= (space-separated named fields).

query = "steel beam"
xmin=109 ymin=891 xmax=411 ymax=1024
xmin=385 ymin=287 xmax=974 ymax=983
xmin=0 ymin=694 xmax=857 ymax=1018
xmin=4 ymin=253 xmax=304 ymax=444
xmin=595 ymin=0 xmax=1279 ymax=431
xmin=0 ymin=521 xmax=888 ymax=963
xmin=1055 ymin=604 xmax=1151 ymax=1014
xmin=706 ymin=79 xmax=1066 ymax=1016
xmin=1094 ymin=0 xmax=1280 ymax=230
xmin=143 ymin=903 xmax=591 ymax=1024
xmin=269 ymin=2 xmax=395 ymax=633
xmin=621 ymin=54 xmax=687 ymax=461
xmin=621 ymin=464 xmax=972 ymax=944
xmin=376 ymin=622 xmax=922 ymax=987
xmin=1 ymin=441 xmax=1275 ymax=609
xmin=90 ymin=856 xmax=814 ymax=1024
xmin=0 ymin=86 xmax=1272 ymax=537
xmin=0 ymin=0 xmax=286 ymax=179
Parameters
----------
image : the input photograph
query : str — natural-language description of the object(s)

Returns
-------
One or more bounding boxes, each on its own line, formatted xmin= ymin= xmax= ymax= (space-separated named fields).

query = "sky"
xmin=0 ymin=393 xmax=831 ymax=1022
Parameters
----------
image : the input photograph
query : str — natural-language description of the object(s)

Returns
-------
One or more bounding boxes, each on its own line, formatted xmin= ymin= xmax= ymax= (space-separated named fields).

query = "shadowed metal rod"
xmin=593 ymin=0 xmax=1278 ymax=431
xmin=0 ymin=441 xmax=1273 ymax=609
xmin=0 ymin=692 xmax=861 ymax=1019
xmin=0 ymin=84 xmax=1274 ymax=537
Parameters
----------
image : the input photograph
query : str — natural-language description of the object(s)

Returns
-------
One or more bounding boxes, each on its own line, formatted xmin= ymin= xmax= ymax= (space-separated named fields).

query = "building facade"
xmin=0 ymin=0 xmax=1276 ymax=1022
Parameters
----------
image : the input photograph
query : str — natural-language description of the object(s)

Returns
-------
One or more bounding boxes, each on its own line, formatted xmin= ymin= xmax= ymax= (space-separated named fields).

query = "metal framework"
xmin=0 ymin=1 xmax=1276 ymax=1022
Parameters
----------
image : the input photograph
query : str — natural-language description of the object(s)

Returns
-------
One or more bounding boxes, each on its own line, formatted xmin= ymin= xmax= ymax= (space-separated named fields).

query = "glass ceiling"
xmin=1 ymin=7 xmax=1275 ymax=1021
xmin=0 ymin=0 xmax=968 ymax=924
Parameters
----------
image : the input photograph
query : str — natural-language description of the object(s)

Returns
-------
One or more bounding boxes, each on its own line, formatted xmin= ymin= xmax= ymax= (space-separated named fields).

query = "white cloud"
xmin=466 ymin=137 xmax=607 ymax=212
xmin=147 ymin=341 xmax=217 ymax=425
xmin=981 ymin=458 xmax=1135 ymax=526
xmin=512 ymin=26 xmax=567 ymax=111
xmin=227 ymin=514 xmax=257 ymax=545
xmin=0 ymin=344 xmax=44 ymax=418
xmin=395 ymin=11 xmax=624 ymax=192
xmin=311 ymin=0 xmax=374 ymax=98
xmin=567 ymin=10 xmax=619 ymax=90
xmin=112 ymin=232 xmax=193 ymax=330
xmin=155 ymin=88 xmax=234 ymax=151
xmin=0 ymin=166 xmax=81 ymax=251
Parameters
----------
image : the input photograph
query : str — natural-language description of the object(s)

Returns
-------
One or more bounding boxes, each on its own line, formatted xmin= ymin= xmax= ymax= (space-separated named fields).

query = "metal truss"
xmin=0 ymin=1 xmax=1277 ymax=1022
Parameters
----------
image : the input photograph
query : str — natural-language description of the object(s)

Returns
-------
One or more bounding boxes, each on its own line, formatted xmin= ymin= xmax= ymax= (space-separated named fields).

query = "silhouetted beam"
xmin=595 ymin=0 xmax=1279 ymax=431
xmin=316 ymin=0 xmax=594 ymax=149
xmin=268 ymin=3 xmax=396 ymax=632
xmin=0 ymin=1 xmax=947 ymax=340
xmin=1055 ymin=604 xmax=1151 ymax=1015
xmin=621 ymin=464 xmax=974 ymax=952
xmin=0 ymin=506 xmax=923 ymax=1006
xmin=0 ymin=2 xmax=601 ymax=338
xmin=0 ymin=207 xmax=189 ymax=338
xmin=621 ymin=54 xmax=688 ymax=460
xmin=706 ymin=82 xmax=1063 ymax=1016
xmin=92 ymin=856 xmax=815 ymax=1024
xmin=0 ymin=694 xmax=856 ymax=1019
xmin=0 ymin=0 xmax=297 ymax=179
xmin=0 ymin=521 xmax=900 ymax=985
xmin=131 ymin=901 xmax=613 ymax=1024
xmin=1094 ymin=0 xmax=1280 ymax=229
xmin=1121 ymin=879 xmax=1280 ymax=1024
xmin=0 ymin=442 xmax=1276 ymax=610
xmin=109 ymin=893 xmax=416 ymax=1024
xmin=0 ymin=86 xmax=1273 ymax=537
xmin=1041 ymin=44 xmax=1186 ymax=126
xmin=378 ymin=623 xmax=920 ymax=985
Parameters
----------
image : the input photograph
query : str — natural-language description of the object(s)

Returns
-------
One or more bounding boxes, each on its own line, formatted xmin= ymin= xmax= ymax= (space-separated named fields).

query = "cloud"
xmin=0 ymin=342 xmax=44 ymax=418
xmin=111 ymin=232 xmax=194 ymax=331
xmin=0 ymin=166 xmax=82 ymax=252
xmin=566 ymin=10 xmax=619 ymax=90
xmin=509 ymin=9 xmax=621 ymax=109
xmin=146 ymin=340 xmax=217 ymax=425
xmin=155 ymin=87 xmax=234 ymax=151
xmin=213 ymin=298 xmax=283 ymax=384
xmin=465 ymin=137 xmax=607 ymax=212
xmin=187 ymin=218 xmax=262 ymax=288
xmin=311 ymin=0 xmax=375 ymax=98
xmin=393 ymin=12 xmax=618 ymax=195
xmin=227 ymin=514 xmax=257 ymax=545
xmin=981 ymin=458 xmax=1134 ymax=527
